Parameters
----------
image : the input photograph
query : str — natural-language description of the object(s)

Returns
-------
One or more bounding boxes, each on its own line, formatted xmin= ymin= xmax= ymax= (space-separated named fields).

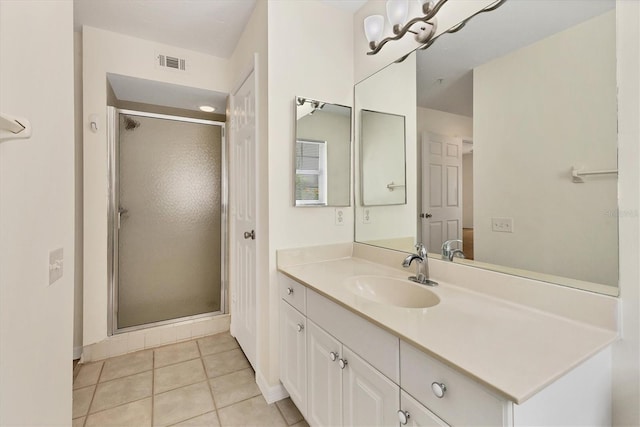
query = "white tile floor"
xmin=73 ymin=332 xmax=307 ymax=427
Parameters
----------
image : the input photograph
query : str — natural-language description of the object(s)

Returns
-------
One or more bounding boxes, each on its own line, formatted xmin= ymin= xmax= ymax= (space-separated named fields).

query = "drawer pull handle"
xmin=286 ymin=287 xmax=294 ymax=295
xmin=338 ymin=358 xmax=348 ymax=369
xmin=397 ymin=410 xmax=410 ymax=425
xmin=329 ymin=351 xmax=339 ymax=362
xmin=296 ymin=323 xmax=304 ymax=332
xmin=431 ymin=381 xmax=447 ymax=398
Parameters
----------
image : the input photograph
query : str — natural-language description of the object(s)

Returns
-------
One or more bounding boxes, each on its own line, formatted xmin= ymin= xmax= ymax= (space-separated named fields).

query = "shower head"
xmin=123 ymin=116 xmax=140 ymax=131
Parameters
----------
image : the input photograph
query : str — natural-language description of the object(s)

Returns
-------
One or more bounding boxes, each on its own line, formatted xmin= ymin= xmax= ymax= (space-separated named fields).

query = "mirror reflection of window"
xmin=294 ymin=96 xmax=352 ymax=207
xmin=295 ymin=139 xmax=327 ymax=206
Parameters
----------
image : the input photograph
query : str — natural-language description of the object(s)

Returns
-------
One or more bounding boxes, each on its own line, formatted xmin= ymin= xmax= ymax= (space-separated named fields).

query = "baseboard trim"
xmin=73 ymin=346 xmax=83 ymax=360
xmin=256 ymin=370 xmax=289 ymax=404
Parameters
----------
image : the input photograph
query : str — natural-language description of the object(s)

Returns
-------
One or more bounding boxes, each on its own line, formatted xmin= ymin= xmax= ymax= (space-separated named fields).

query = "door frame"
xmin=107 ymin=107 xmax=228 ymax=335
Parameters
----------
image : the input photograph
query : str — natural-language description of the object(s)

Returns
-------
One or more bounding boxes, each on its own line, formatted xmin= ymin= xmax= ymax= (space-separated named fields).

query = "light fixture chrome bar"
xmin=367 ymin=0 xmax=449 ymax=56
xmin=418 ymin=0 xmax=508 ymax=51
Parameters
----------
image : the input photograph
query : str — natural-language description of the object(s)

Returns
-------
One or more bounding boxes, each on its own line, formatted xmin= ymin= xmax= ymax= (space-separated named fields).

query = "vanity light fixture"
xmin=364 ymin=0 xmax=509 ymax=57
xmin=364 ymin=0 xmax=445 ymax=55
xmin=199 ymin=105 xmax=215 ymax=113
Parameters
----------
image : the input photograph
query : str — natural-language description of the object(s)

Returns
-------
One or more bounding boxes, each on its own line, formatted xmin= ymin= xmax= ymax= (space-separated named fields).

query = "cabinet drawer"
xmin=400 ymin=341 xmax=507 ymax=426
xmin=400 ymin=390 xmax=449 ymax=427
xmin=307 ymin=288 xmax=399 ymax=383
xmin=280 ymin=274 xmax=307 ymax=314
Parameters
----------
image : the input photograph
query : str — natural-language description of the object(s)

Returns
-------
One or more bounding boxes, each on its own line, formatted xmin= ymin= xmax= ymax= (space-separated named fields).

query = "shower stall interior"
xmin=108 ymin=108 xmax=227 ymax=333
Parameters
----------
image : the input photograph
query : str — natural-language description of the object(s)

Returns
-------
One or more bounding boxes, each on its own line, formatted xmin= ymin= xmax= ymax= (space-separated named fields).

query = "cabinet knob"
xmin=286 ymin=287 xmax=294 ymax=295
xmin=397 ymin=410 xmax=411 ymax=425
xmin=431 ymin=381 xmax=447 ymax=398
xmin=296 ymin=323 xmax=304 ymax=332
xmin=338 ymin=358 xmax=348 ymax=369
xmin=329 ymin=351 xmax=339 ymax=362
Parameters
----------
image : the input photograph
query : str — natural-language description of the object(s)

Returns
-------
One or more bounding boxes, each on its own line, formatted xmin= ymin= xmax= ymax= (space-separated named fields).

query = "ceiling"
xmin=75 ymin=0 xmax=366 ymax=112
xmin=74 ymin=0 xmax=366 ymax=59
xmin=417 ymin=0 xmax=615 ymax=118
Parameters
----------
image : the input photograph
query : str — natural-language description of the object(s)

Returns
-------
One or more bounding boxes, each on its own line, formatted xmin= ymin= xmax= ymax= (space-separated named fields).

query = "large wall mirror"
xmin=295 ymin=97 xmax=351 ymax=207
xmin=354 ymin=0 xmax=619 ymax=295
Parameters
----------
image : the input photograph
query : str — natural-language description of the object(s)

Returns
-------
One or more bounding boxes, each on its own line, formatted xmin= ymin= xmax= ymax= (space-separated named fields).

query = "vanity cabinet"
xmin=279 ymin=273 xmax=612 ymax=427
xmin=279 ymin=299 xmax=307 ymax=412
xmin=306 ymin=320 xmax=400 ymax=426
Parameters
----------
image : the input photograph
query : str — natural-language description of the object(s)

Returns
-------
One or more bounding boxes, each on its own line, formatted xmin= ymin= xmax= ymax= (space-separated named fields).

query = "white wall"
xmin=613 ymin=1 xmax=640 ymax=425
xmin=0 ymin=1 xmax=75 ymax=424
xmin=82 ymin=27 xmax=231 ymax=346
xmin=355 ymin=55 xmax=417 ymax=244
xmin=417 ymin=107 xmax=473 ymax=138
xmin=473 ymin=11 xmax=618 ymax=287
xmin=264 ymin=0 xmax=354 ymax=389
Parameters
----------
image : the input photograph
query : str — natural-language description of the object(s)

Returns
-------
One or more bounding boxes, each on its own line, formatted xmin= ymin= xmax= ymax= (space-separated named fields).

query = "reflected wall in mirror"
xmin=361 ymin=109 xmax=406 ymax=206
xmin=355 ymin=54 xmax=417 ymax=251
xmin=354 ymin=0 xmax=619 ymax=294
xmin=294 ymin=97 xmax=351 ymax=207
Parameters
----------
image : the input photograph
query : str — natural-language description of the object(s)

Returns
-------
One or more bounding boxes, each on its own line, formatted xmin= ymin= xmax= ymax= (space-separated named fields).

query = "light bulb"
xmin=386 ymin=0 xmax=409 ymax=31
xmin=364 ymin=15 xmax=385 ymax=49
xmin=199 ymin=105 xmax=215 ymax=112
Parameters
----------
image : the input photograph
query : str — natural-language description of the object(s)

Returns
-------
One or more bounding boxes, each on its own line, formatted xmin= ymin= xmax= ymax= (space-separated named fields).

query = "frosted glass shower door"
xmin=117 ymin=112 xmax=223 ymax=329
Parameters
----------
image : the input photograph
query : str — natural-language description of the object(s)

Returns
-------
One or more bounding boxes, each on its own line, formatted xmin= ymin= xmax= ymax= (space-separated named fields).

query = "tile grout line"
xmin=151 ymin=349 xmax=155 ymax=427
xmin=198 ymin=337 xmax=224 ymax=427
xmin=82 ymin=361 xmax=104 ymax=427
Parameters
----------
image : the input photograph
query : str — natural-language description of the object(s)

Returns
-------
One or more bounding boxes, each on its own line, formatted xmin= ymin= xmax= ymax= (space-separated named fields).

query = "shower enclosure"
xmin=108 ymin=108 xmax=227 ymax=333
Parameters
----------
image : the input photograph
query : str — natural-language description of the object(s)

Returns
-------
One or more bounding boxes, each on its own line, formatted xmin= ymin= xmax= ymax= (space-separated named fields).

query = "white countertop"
xmin=278 ymin=251 xmax=618 ymax=404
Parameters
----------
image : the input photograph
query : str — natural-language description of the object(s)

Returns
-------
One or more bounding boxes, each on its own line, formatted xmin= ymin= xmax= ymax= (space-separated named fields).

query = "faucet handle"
xmin=415 ymin=242 xmax=427 ymax=258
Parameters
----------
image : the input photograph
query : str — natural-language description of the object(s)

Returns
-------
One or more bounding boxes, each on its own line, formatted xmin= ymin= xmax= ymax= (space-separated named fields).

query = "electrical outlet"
xmin=335 ymin=208 xmax=345 ymax=226
xmin=491 ymin=217 xmax=513 ymax=233
xmin=363 ymin=208 xmax=371 ymax=224
xmin=49 ymin=248 xmax=64 ymax=285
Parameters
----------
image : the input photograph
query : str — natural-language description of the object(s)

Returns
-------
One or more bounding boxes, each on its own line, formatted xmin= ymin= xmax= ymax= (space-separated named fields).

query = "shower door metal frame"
xmin=107 ymin=107 xmax=228 ymax=335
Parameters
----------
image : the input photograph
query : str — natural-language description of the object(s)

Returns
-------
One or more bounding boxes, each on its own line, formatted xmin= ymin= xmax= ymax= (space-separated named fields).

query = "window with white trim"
xmin=295 ymin=139 xmax=327 ymax=205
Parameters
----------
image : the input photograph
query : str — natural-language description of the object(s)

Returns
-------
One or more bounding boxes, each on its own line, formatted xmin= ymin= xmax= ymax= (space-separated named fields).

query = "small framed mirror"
xmin=360 ymin=109 xmax=407 ymax=206
xmin=294 ymin=96 xmax=351 ymax=207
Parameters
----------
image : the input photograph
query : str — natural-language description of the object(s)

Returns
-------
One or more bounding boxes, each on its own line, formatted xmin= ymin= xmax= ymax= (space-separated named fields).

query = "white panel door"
xmin=229 ymin=68 xmax=257 ymax=368
xmin=342 ymin=347 xmax=399 ymax=427
xmin=421 ymin=132 xmax=462 ymax=254
xmin=279 ymin=301 xmax=307 ymax=412
xmin=307 ymin=321 xmax=342 ymax=427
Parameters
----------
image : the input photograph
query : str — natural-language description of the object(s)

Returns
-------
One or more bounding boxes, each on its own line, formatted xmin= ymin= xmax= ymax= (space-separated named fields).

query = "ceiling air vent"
xmin=157 ymin=54 xmax=186 ymax=71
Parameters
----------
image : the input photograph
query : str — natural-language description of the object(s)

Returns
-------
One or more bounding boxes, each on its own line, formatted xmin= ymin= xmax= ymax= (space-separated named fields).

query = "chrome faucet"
xmin=402 ymin=243 xmax=438 ymax=286
xmin=441 ymin=239 xmax=464 ymax=261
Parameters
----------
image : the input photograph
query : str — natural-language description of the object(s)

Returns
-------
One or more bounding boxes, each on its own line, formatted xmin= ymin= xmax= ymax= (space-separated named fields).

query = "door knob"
xmin=244 ymin=230 xmax=255 ymax=240
xmin=420 ymin=213 xmax=433 ymax=219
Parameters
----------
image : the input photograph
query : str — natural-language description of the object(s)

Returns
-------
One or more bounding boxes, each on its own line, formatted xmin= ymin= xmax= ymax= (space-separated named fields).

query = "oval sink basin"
xmin=344 ymin=276 xmax=440 ymax=309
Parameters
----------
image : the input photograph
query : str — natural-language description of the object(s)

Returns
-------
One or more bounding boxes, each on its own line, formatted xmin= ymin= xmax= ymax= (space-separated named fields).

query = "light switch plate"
xmin=363 ymin=208 xmax=371 ymax=224
xmin=49 ymin=248 xmax=64 ymax=285
xmin=491 ymin=217 xmax=513 ymax=233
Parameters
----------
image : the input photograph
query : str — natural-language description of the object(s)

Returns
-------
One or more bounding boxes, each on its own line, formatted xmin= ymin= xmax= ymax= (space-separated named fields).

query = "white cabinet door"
xmin=399 ymin=391 xmax=449 ymax=427
xmin=280 ymin=301 xmax=307 ymax=413
xmin=306 ymin=321 xmax=342 ymax=427
xmin=342 ymin=346 xmax=399 ymax=427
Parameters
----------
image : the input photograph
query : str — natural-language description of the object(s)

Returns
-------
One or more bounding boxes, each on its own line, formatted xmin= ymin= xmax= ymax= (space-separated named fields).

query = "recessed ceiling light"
xmin=199 ymin=105 xmax=215 ymax=112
